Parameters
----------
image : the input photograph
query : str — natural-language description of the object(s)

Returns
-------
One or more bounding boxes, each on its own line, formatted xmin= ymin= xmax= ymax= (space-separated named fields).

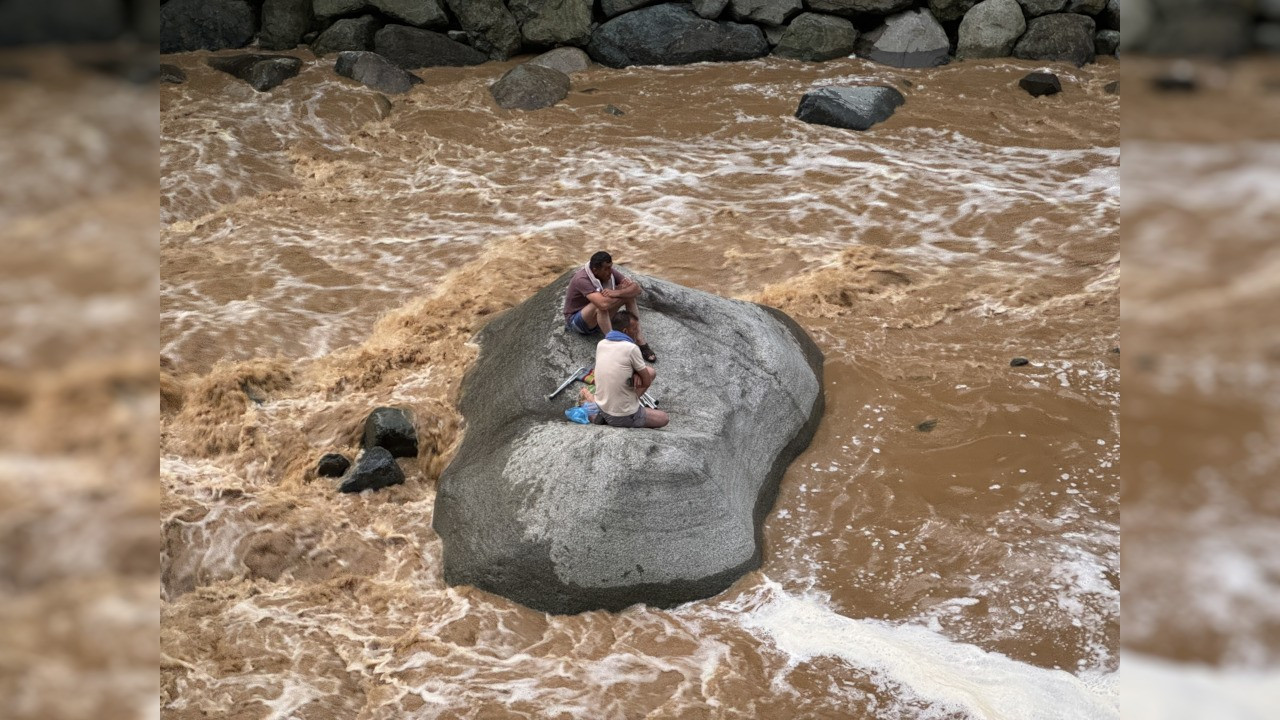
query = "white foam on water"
xmin=716 ymin=578 xmax=1118 ymax=720
xmin=1122 ymin=653 xmax=1280 ymax=720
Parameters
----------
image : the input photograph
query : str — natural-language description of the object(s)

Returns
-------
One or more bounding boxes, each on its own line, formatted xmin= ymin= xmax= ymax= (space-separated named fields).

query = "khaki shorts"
xmin=596 ymin=406 xmax=646 ymax=428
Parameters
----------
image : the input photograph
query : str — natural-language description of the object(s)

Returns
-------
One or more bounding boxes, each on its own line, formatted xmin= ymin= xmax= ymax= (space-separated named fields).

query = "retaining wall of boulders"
xmin=153 ymin=0 xmax=1125 ymax=68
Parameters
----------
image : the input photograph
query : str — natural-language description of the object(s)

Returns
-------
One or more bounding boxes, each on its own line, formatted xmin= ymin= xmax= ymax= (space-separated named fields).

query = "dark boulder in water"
xmin=490 ymin=64 xmax=571 ymax=110
xmin=795 ymin=85 xmax=905 ymax=131
xmin=160 ymin=64 xmax=187 ymax=84
xmin=434 ymin=271 xmax=824 ymax=614
xmin=362 ymin=407 xmax=419 ymax=458
xmin=586 ymin=4 xmax=770 ymax=68
xmin=206 ymin=54 xmax=303 ymax=92
xmin=160 ymin=0 xmax=256 ymax=54
xmin=335 ymin=51 xmax=423 ymax=94
xmin=1019 ymin=71 xmax=1062 ymax=96
xmin=316 ymin=453 xmax=351 ymax=478
xmin=374 ymin=24 xmax=489 ymax=68
xmin=1011 ymin=356 xmax=1030 ymax=366
xmin=340 ymin=447 xmax=405 ymax=493
xmin=1013 ymin=13 xmax=1097 ymax=66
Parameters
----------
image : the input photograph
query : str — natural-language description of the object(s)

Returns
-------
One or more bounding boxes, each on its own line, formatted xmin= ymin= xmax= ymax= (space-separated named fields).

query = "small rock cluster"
xmin=155 ymin=0 xmax=1122 ymax=69
xmin=315 ymin=406 xmax=419 ymax=493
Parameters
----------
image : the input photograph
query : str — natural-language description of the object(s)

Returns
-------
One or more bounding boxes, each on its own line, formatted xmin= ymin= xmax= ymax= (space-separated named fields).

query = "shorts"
xmin=596 ymin=405 xmax=647 ymax=428
xmin=566 ymin=309 xmax=600 ymax=335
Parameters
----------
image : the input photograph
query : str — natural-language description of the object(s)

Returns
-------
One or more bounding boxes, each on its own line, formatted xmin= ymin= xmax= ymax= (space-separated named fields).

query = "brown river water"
xmin=158 ymin=51 xmax=1119 ymax=719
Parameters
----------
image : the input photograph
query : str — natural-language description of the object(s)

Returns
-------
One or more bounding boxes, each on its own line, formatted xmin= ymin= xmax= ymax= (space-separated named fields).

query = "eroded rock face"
xmin=434 ymin=271 xmax=823 ymax=614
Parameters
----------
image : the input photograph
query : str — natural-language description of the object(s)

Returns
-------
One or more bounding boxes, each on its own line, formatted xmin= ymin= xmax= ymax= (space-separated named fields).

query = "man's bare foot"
xmin=579 ymin=387 xmax=596 ymax=403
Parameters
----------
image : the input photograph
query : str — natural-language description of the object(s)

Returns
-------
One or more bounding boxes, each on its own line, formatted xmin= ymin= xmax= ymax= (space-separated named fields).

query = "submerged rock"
xmin=362 ymin=406 xmax=419 ymax=458
xmin=160 ymin=63 xmax=188 ymax=83
xmin=434 ymin=271 xmax=823 ymax=614
xmin=857 ymin=8 xmax=951 ymax=68
xmin=206 ymin=54 xmax=303 ymax=92
xmin=335 ymin=50 xmax=422 ymax=93
xmin=587 ymin=4 xmax=770 ymax=67
xmin=490 ymin=64 xmax=571 ymax=110
xmin=1019 ymin=70 xmax=1062 ymax=96
xmin=316 ymin=453 xmax=351 ymax=478
xmin=340 ymin=446 xmax=405 ymax=493
xmin=795 ymin=85 xmax=905 ymax=130
xmin=1011 ymin=356 xmax=1030 ymax=366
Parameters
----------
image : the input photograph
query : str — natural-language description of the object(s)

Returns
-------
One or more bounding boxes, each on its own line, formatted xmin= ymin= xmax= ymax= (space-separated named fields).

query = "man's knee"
xmin=646 ymin=409 xmax=669 ymax=428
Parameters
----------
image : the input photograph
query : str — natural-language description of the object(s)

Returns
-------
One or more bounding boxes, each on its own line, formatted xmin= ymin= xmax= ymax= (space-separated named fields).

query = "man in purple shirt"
xmin=562 ymin=251 xmax=657 ymax=362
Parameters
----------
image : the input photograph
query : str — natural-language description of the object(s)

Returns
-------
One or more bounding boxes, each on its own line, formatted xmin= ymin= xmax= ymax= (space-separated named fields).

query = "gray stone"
xmin=312 ymin=15 xmax=380 ymax=55
xmin=587 ymin=4 xmax=770 ymax=67
xmin=1019 ymin=70 xmax=1061 ymax=96
xmin=857 ymin=9 xmax=951 ymax=68
xmin=314 ymin=0 xmax=365 ymax=20
xmin=374 ymin=92 xmax=393 ymax=118
xmin=433 ymin=271 xmax=823 ymax=614
xmin=527 ymin=46 xmax=592 ymax=74
xmin=260 ymin=0 xmax=313 ymax=50
xmin=1010 ymin=356 xmax=1030 ymax=366
xmin=1095 ymin=28 xmax=1119 ymax=55
xmin=159 ymin=0 xmax=255 ymax=53
xmin=730 ymin=0 xmax=803 ymax=27
xmin=490 ymin=63 xmax=571 ymax=110
xmin=335 ymin=50 xmax=423 ymax=93
xmin=693 ymin=0 xmax=731 ymax=19
xmin=601 ymin=0 xmax=659 ymax=18
xmin=1017 ymin=0 xmax=1068 ymax=16
xmin=510 ymin=0 xmax=595 ymax=47
xmin=605 ymin=103 xmax=625 ymax=115
xmin=795 ymin=85 xmax=905 ymax=130
xmin=1104 ymin=79 xmax=1118 ymax=94
xmin=928 ymin=0 xmax=979 ymax=23
xmin=339 ymin=446 xmax=405 ymax=493
xmin=957 ymin=0 xmax=1025 ymax=59
xmin=1065 ymin=0 xmax=1106 ymax=15
xmin=1141 ymin=12 xmax=1252 ymax=56
xmin=444 ymin=0 xmax=522 ymax=59
xmin=316 ymin=453 xmax=351 ymax=477
xmin=370 ymin=0 xmax=448 ymax=28
xmin=362 ymin=406 xmax=419 ymax=458
xmin=764 ymin=25 xmax=787 ymax=46
xmin=773 ymin=12 xmax=858 ymax=61
xmin=1097 ymin=0 xmax=1119 ymax=30
xmin=374 ymin=25 xmax=489 ymax=67
xmin=160 ymin=63 xmax=187 ymax=83
xmin=805 ymin=0 xmax=915 ymax=17
xmin=1012 ymin=13 xmax=1096 ymax=66
xmin=207 ymin=54 xmax=303 ymax=92
xmin=0 ymin=0 xmax=126 ymax=45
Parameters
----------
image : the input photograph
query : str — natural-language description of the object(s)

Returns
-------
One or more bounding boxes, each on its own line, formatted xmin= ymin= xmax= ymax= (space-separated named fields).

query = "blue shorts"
xmin=566 ymin=309 xmax=600 ymax=335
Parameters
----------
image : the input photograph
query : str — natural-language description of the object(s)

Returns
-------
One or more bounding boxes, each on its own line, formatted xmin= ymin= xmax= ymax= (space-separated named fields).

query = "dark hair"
xmin=589 ymin=251 xmax=612 ymax=270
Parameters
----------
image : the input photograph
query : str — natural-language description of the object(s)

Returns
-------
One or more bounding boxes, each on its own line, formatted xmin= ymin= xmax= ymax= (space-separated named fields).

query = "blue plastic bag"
xmin=565 ymin=402 xmax=598 ymax=425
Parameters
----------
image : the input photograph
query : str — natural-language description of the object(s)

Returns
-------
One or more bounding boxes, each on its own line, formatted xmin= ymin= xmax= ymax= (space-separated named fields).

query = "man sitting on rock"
xmin=563 ymin=250 xmax=657 ymax=362
xmin=587 ymin=313 xmax=669 ymax=429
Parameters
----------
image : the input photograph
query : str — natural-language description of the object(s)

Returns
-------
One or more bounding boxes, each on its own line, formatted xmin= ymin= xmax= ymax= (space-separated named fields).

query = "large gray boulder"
xmin=374 ymin=24 xmax=489 ymax=67
xmin=773 ymin=12 xmax=858 ymax=61
xmin=434 ymin=272 xmax=823 ymax=614
xmin=928 ymin=0 xmax=979 ymax=22
xmin=259 ymin=0 xmax=313 ymax=50
xmin=957 ymin=0 xmax=1026 ymax=58
xmin=693 ymin=0 xmax=731 ymax=19
xmin=510 ymin=0 xmax=595 ymax=46
xmin=444 ymin=0 xmax=522 ymax=59
xmin=1017 ymin=0 xmax=1068 ymax=16
xmin=857 ymin=8 xmax=951 ymax=68
xmin=311 ymin=15 xmax=380 ymax=55
xmin=370 ymin=0 xmax=448 ymax=27
xmin=795 ymin=85 xmax=905 ymax=130
xmin=527 ymin=46 xmax=593 ymax=74
xmin=206 ymin=54 xmax=303 ymax=92
xmin=490 ymin=64 xmax=571 ymax=109
xmin=805 ymin=0 xmax=915 ymax=17
xmin=1012 ymin=13 xmax=1096 ymax=65
xmin=1094 ymin=28 xmax=1119 ymax=55
xmin=160 ymin=0 xmax=255 ymax=53
xmin=730 ymin=0 xmax=803 ymax=27
xmin=337 ymin=51 xmax=422 ymax=93
xmin=587 ymin=4 xmax=770 ymax=67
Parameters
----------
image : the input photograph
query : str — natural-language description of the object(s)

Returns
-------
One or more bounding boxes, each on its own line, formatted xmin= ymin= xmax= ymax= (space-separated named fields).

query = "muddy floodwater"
xmin=160 ymin=51 xmax=1119 ymax=719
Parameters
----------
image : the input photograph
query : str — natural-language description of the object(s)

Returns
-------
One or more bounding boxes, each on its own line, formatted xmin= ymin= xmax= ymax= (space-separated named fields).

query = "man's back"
xmin=593 ymin=337 xmax=645 ymax=417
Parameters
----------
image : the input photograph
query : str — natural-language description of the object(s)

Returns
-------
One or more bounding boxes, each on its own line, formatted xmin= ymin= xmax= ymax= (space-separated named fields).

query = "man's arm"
xmin=586 ymin=291 xmax=613 ymax=311
xmin=603 ymin=275 xmax=642 ymax=300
